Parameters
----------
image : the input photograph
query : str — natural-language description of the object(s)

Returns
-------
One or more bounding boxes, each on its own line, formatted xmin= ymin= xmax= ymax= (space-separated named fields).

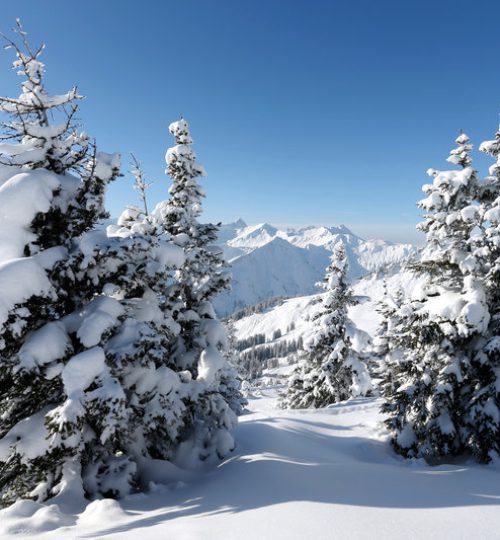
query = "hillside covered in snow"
xmin=231 ymin=270 xmax=424 ymax=382
xmin=214 ymin=220 xmax=417 ymax=315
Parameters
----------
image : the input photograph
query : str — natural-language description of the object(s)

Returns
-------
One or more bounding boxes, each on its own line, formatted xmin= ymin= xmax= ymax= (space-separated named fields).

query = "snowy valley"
xmin=215 ymin=221 xmax=421 ymax=383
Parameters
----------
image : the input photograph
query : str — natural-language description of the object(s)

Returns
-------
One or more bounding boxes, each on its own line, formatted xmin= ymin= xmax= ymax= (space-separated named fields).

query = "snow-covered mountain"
xmin=215 ymin=220 xmax=417 ymax=316
xmin=231 ymin=270 xmax=424 ymax=378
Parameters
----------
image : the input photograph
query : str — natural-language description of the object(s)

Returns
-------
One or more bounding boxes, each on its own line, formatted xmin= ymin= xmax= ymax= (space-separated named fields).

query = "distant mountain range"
xmin=214 ymin=220 xmax=418 ymax=316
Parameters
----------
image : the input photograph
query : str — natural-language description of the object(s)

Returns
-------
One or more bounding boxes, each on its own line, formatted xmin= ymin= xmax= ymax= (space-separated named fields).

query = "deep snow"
xmin=2 ymin=387 xmax=500 ymax=539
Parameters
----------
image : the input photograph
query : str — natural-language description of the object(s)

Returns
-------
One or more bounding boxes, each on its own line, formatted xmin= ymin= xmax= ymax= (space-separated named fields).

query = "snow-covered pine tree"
xmin=419 ymin=131 xmax=480 ymax=278
xmin=219 ymin=320 xmax=248 ymax=416
xmin=153 ymin=118 xmax=242 ymax=464
xmin=0 ymin=52 xmax=192 ymax=501
xmin=462 ymin=124 xmax=500 ymax=462
xmin=93 ymin=157 xmax=191 ymax=474
xmin=381 ymin=132 xmax=489 ymax=461
xmin=372 ymin=283 xmax=404 ymax=384
xmin=154 ymin=119 xmax=231 ymax=371
xmin=281 ymin=244 xmax=371 ymax=409
xmin=372 ymin=281 xmax=391 ymax=363
xmin=0 ymin=23 xmax=124 ymax=505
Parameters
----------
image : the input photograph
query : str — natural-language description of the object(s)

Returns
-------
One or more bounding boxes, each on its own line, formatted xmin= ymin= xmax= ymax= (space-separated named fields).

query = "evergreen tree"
xmin=0 ymin=23 xmax=200 ymax=506
xmin=220 ymin=320 xmax=248 ymax=415
xmin=372 ymin=281 xmax=392 ymax=363
xmin=281 ymin=245 xmax=371 ymax=409
xmin=0 ymin=23 xmax=124 ymax=505
xmin=381 ymin=132 xmax=489 ymax=460
xmin=97 ymin=160 xmax=192 ymax=473
xmin=153 ymin=118 xmax=242 ymax=464
xmin=154 ymin=119 xmax=231 ymax=372
xmin=373 ymin=283 xmax=404 ymax=384
xmin=463 ymin=124 xmax=500 ymax=462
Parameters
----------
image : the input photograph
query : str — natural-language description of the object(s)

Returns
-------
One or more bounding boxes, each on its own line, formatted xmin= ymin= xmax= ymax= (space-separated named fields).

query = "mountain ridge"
xmin=214 ymin=221 xmax=417 ymax=316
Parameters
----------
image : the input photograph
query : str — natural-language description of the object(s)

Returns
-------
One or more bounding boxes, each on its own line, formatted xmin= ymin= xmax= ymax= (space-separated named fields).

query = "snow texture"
xmin=0 ymin=255 xmax=56 ymax=327
xmin=2 ymin=390 xmax=500 ymax=539
xmin=61 ymin=347 xmax=106 ymax=395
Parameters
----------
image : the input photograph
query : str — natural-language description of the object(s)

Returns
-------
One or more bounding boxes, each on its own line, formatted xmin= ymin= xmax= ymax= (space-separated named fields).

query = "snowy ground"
xmin=2 ymin=388 xmax=500 ymax=539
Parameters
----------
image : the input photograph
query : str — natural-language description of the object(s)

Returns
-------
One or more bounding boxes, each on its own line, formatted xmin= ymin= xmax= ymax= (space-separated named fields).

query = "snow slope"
xmin=216 ymin=238 xmax=331 ymax=315
xmin=233 ymin=270 xmax=423 ymax=354
xmin=3 ymin=388 xmax=500 ymax=539
xmin=214 ymin=221 xmax=417 ymax=316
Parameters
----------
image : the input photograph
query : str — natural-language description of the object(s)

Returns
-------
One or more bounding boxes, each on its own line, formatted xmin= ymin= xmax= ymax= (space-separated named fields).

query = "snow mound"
xmin=77 ymin=499 xmax=128 ymax=528
xmin=0 ymin=501 xmax=74 ymax=535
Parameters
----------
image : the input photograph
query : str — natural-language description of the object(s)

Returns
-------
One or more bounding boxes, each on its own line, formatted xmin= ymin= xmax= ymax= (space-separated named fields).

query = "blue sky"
xmin=1 ymin=0 xmax=500 ymax=243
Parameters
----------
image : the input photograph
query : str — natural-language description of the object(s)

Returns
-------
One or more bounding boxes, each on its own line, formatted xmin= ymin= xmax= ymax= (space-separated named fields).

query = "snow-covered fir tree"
xmin=219 ymin=321 xmax=248 ymax=415
xmin=381 ymin=132 xmax=489 ymax=461
xmin=153 ymin=118 xmax=243 ymax=464
xmin=0 ymin=24 xmax=205 ymax=507
xmin=372 ymin=283 xmax=404 ymax=384
xmin=462 ymin=124 xmax=500 ymax=462
xmin=154 ymin=119 xmax=231 ymax=371
xmin=372 ymin=281 xmax=392 ymax=363
xmin=93 ymin=160 xmax=192 ymax=479
xmin=0 ymin=23 xmax=124 ymax=505
xmin=281 ymin=244 xmax=371 ymax=409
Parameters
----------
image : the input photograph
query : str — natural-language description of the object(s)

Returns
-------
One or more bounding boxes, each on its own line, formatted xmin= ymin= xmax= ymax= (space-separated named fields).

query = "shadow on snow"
xmin=81 ymin=399 xmax=500 ymax=537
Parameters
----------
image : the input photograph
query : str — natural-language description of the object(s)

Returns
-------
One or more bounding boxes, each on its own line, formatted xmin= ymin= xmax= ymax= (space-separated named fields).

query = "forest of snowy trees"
xmin=0 ymin=20 xmax=499 ymax=520
xmin=0 ymin=23 xmax=244 ymax=506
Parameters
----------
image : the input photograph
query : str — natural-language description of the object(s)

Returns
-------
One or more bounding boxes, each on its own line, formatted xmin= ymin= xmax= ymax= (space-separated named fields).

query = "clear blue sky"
xmin=1 ymin=0 xmax=500 ymax=243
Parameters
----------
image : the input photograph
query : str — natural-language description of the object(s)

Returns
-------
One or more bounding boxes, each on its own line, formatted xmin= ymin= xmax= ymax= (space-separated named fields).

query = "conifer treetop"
xmin=165 ymin=117 xmax=206 ymax=179
xmin=323 ymin=244 xmax=347 ymax=285
xmin=316 ymin=244 xmax=351 ymax=309
xmin=0 ymin=20 xmax=88 ymax=175
xmin=417 ymin=130 xmax=479 ymax=274
xmin=0 ymin=20 xmax=81 ymax=117
xmin=159 ymin=117 xmax=208 ymax=235
xmin=169 ymin=118 xmax=193 ymax=145
xmin=447 ymin=131 xmax=472 ymax=168
xmin=480 ymin=124 xmax=500 ymax=177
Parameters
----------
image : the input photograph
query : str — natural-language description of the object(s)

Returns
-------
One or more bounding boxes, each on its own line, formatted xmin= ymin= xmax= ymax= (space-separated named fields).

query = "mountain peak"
xmin=239 ymin=222 xmax=278 ymax=238
xmin=222 ymin=218 xmax=247 ymax=229
xmin=234 ymin=217 xmax=247 ymax=228
xmin=214 ymin=219 xmax=418 ymax=316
